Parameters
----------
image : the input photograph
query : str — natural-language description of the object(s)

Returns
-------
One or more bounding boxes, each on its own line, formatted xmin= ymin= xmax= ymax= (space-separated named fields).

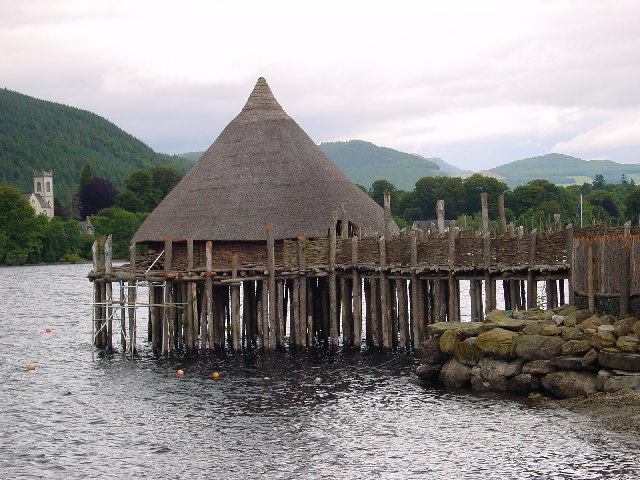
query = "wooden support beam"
xmin=437 ymin=200 xmax=445 ymax=234
xmin=187 ymin=238 xmax=193 ymax=271
xmin=481 ymin=193 xmax=489 ymax=235
xmin=379 ymin=236 xmax=391 ymax=351
xmin=297 ymin=236 xmax=308 ymax=349
xmin=231 ymin=255 xmax=241 ymax=351
xmin=352 ymin=236 xmax=362 ymax=350
xmin=205 ymin=241 xmax=214 ymax=350
xmin=329 ymin=215 xmax=339 ymax=351
xmin=620 ymin=243 xmax=631 ymax=318
xmin=588 ymin=240 xmax=595 ymax=313
xmin=266 ymin=226 xmax=277 ymax=352
xmin=164 ymin=236 xmax=173 ymax=273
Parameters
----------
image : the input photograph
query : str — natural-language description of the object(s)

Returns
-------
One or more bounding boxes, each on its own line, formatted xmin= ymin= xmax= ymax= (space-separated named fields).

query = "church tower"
xmin=33 ymin=170 xmax=54 ymax=218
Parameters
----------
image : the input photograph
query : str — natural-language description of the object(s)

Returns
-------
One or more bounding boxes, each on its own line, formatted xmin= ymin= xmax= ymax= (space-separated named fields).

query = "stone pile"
xmin=416 ymin=306 xmax=640 ymax=398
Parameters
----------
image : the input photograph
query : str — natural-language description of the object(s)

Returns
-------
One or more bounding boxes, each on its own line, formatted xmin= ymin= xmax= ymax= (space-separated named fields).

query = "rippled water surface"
xmin=1 ymin=264 xmax=639 ymax=479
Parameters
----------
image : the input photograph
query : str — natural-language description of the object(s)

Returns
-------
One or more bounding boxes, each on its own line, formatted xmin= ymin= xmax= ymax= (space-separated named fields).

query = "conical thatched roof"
xmin=133 ymin=77 xmax=396 ymax=243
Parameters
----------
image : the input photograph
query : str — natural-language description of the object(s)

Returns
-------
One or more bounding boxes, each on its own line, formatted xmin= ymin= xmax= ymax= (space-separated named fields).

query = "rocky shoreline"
xmin=416 ymin=306 xmax=640 ymax=399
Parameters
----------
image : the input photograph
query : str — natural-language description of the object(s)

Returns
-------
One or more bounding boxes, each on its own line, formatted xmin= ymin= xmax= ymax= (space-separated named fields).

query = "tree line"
xmin=366 ymin=173 xmax=640 ymax=231
xmin=4 ymin=164 xmax=640 ymax=266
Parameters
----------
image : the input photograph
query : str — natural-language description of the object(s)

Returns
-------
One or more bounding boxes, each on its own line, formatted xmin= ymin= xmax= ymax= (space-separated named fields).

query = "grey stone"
xmin=550 ymin=356 xmax=598 ymax=372
xmin=522 ymin=359 xmax=555 ymax=375
xmin=603 ymin=375 xmax=640 ymax=392
xmin=541 ymin=371 xmax=598 ymax=398
xmin=616 ymin=335 xmax=640 ymax=353
xmin=416 ymin=363 xmax=441 ymax=381
xmin=552 ymin=315 xmax=567 ymax=325
xmin=561 ymin=327 xmax=586 ymax=342
xmin=453 ymin=337 xmax=482 ymax=366
xmin=475 ymin=328 xmax=518 ymax=359
xmin=481 ymin=318 xmax=529 ymax=332
xmin=439 ymin=358 xmax=472 ymax=388
xmin=614 ymin=317 xmax=638 ymax=337
xmin=598 ymin=348 xmax=640 ymax=371
xmin=597 ymin=324 xmax=616 ymax=335
xmin=512 ymin=334 xmax=565 ymax=361
xmin=596 ymin=369 xmax=612 ymax=390
xmin=509 ymin=373 xmax=542 ymax=394
xmin=561 ymin=339 xmax=591 ymax=356
xmin=414 ymin=337 xmax=445 ymax=365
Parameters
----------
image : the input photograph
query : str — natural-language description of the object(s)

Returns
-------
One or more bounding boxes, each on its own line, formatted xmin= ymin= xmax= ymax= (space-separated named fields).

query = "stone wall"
xmin=416 ymin=306 xmax=640 ymax=398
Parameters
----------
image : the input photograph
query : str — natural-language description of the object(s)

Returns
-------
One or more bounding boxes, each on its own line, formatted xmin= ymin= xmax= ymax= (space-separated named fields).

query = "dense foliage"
xmin=367 ymin=174 xmax=640 ymax=231
xmin=0 ymin=186 xmax=93 ymax=265
xmin=0 ymin=88 xmax=192 ymax=204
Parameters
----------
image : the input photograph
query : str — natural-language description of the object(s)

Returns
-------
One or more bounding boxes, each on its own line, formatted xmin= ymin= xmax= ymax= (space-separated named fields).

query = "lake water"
xmin=1 ymin=264 xmax=639 ymax=479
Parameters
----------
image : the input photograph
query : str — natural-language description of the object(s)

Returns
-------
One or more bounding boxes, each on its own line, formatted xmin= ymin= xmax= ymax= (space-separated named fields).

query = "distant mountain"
xmin=318 ymin=140 xmax=447 ymax=190
xmin=488 ymin=153 xmax=640 ymax=187
xmin=428 ymin=156 xmax=472 ymax=176
xmin=0 ymin=88 xmax=193 ymax=204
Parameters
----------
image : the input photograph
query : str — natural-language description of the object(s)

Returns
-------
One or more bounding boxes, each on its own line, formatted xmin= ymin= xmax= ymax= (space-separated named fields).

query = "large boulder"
xmin=512 ymin=335 xmax=565 ymax=361
xmin=416 ymin=363 xmax=441 ymax=381
xmin=567 ymin=309 xmax=592 ymax=324
xmin=540 ymin=324 xmax=562 ymax=336
xmin=550 ymin=356 xmax=598 ymax=372
xmin=603 ymin=373 xmax=640 ymax=392
xmin=560 ymin=327 xmax=587 ymax=341
xmin=509 ymin=373 xmax=542 ymax=394
xmin=522 ymin=359 xmax=555 ymax=375
xmin=589 ymin=332 xmax=617 ymax=350
xmin=579 ymin=316 xmax=603 ymax=331
xmin=439 ymin=358 xmax=472 ymax=387
xmin=614 ymin=317 xmax=638 ymax=336
xmin=470 ymin=358 xmax=523 ymax=392
xmin=541 ymin=371 xmax=598 ymax=398
xmin=561 ymin=339 xmax=591 ymax=356
xmin=598 ymin=348 xmax=640 ymax=371
xmin=475 ymin=328 xmax=518 ymax=359
xmin=616 ymin=335 xmax=640 ymax=353
xmin=453 ymin=337 xmax=481 ymax=366
xmin=414 ymin=337 xmax=445 ymax=364
xmin=482 ymin=317 xmax=529 ymax=332
xmin=439 ymin=329 xmax=460 ymax=355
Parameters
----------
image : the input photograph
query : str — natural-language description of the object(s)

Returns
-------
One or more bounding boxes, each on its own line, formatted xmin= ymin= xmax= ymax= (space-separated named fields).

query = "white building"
xmin=22 ymin=170 xmax=54 ymax=218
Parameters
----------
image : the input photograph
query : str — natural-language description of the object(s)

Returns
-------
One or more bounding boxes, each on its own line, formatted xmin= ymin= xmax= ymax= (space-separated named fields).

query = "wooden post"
xmin=370 ymin=278 xmax=380 ymax=349
xmin=481 ymin=193 xmax=489 ymax=235
xmin=329 ymin=215 xmax=339 ymax=351
xmin=588 ymin=240 xmax=595 ymax=313
xmin=290 ymin=279 xmax=299 ymax=349
xmin=128 ymin=242 xmax=136 ymax=349
xmin=554 ymin=214 xmax=561 ymax=232
xmin=261 ymin=280 xmax=269 ymax=351
xmin=164 ymin=236 xmax=172 ymax=273
xmin=297 ymin=236 xmax=308 ymax=349
xmin=566 ymin=224 xmax=574 ymax=306
xmin=352 ymin=236 xmax=362 ymax=350
xmin=397 ymin=279 xmax=410 ymax=350
xmin=379 ymin=236 xmax=391 ymax=351
xmin=364 ymin=279 xmax=373 ymax=348
xmin=526 ymin=229 xmax=537 ymax=310
xmin=447 ymin=221 xmax=458 ymax=322
xmin=384 ymin=192 xmax=392 ymax=240
xmin=484 ymin=271 xmax=493 ymax=315
xmin=266 ymin=226 xmax=277 ymax=352
xmin=104 ymin=235 xmax=113 ymax=351
xmin=436 ymin=200 xmax=445 ymax=234
xmin=231 ymin=255 xmax=241 ymax=351
xmin=620 ymin=243 xmax=631 ymax=318
xmin=187 ymin=238 xmax=193 ymax=271
xmin=276 ymin=280 xmax=285 ymax=349
xmin=205 ymin=241 xmax=214 ymax=350
xmin=498 ymin=194 xmax=507 ymax=234
xmin=185 ymin=282 xmax=194 ymax=353
xmin=410 ymin=230 xmax=421 ymax=346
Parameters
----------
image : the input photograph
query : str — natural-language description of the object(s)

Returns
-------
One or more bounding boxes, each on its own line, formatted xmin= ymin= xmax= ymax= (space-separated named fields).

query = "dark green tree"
xmin=79 ymin=177 xmax=117 ymax=218
xmin=0 ymin=186 xmax=40 ymax=264
xmin=592 ymin=173 xmax=606 ymax=189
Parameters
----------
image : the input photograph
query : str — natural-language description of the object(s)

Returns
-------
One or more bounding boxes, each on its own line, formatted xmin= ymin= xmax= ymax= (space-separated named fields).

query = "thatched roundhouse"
xmin=133 ymin=77 xmax=397 ymax=267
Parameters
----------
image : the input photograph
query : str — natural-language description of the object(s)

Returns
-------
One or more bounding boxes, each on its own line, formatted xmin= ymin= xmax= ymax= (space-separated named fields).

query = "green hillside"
xmin=0 ymin=88 xmax=192 ymax=204
xmin=318 ymin=140 xmax=446 ymax=190
xmin=491 ymin=153 xmax=640 ymax=187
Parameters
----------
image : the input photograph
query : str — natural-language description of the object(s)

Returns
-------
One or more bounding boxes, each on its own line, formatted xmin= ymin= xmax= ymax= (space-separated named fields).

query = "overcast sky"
xmin=2 ymin=0 xmax=639 ymax=171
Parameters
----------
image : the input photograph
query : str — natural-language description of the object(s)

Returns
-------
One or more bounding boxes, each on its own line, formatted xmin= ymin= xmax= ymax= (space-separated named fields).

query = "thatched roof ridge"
xmin=132 ymin=77 xmax=396 ymax=243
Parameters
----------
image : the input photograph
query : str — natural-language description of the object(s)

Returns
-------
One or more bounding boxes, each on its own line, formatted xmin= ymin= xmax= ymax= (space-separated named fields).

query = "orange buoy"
xmin=212 ymin=372 xmax=220 ymax=379
xmin=45 ymin=328 xmax=52 ymax=333
xmin=26 ymin=364 xmax=36 ymax=371
xmin=176 ymin=369 xmax=184 ymax=376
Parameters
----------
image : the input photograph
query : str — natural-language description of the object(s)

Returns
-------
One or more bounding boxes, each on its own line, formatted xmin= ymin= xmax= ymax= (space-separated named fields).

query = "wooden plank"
xmin=277 ymin=280 xmax=285 ymax=349
xmin=620 ymin=245 xmax=630 ymax=317
xmin=397 ymin=279 xmax=410 ymax=350
xmin=205 ymin=242 xmax=214 ymax=349
xmin=410 ymin=230 xmax=421 ymax=346
xmin=566 ymin=224 xmax=574 ymax=306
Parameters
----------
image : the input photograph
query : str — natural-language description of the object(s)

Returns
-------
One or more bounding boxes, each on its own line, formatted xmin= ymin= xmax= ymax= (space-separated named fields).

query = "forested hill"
xmin=0 ymin=88 xmax=192 ymax=203
xmin=490 ymin=153 xmax=640 ymax=187
xmin=318 ymin=140 xmax=447 ymax=190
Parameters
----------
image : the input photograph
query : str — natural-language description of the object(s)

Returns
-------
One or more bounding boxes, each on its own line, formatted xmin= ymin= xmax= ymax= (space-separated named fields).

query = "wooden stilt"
xmin=364 ymin=278 xmax=372 ymax=349
xmin=397 ymin=279 xmax=410 ymax=350
xmin=352 ymin=236 xmax=362 ymax=350
xmin=379 ymin=236 xmax=391 ymax=351
xmin=231 ymin=256 xmax=241 ymax=351
xmin=329 ymin=216 xmax=339 ymax=351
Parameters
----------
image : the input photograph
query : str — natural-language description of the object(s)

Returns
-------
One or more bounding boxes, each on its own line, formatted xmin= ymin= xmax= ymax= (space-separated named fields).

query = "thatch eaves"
xmin=132 ymin=77 xmax=397 ymax=243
